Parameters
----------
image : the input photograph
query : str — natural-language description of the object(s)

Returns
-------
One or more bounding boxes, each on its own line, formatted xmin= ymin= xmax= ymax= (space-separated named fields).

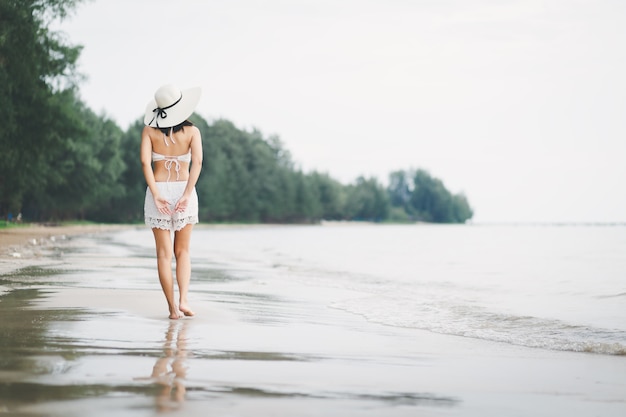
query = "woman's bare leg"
xmin=174 ymin=224 xmax=194 ymax=316
xmin=153 ymin=228 xmax=180 ymax=319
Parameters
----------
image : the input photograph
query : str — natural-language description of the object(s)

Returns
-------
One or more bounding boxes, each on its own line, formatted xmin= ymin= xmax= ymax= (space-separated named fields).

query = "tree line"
xmin=0 ymin=0 xmax=473 ymax=224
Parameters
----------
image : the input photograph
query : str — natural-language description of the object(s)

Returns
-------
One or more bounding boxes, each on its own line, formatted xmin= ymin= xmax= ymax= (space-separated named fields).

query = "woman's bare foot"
xmin=169 ymin=308 xmax=182 ymax=320
xmin=179 ymin=304 xmax=195 ymax=317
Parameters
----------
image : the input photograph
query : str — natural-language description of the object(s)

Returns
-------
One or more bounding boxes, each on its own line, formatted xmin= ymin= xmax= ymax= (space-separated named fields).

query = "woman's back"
xmin=148 ymin=126 xmax=199 ymax=182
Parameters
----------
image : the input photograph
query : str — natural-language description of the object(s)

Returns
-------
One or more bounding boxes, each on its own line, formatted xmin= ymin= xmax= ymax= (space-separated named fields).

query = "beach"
xmin=1 ymin=224 xmax=625 ymax=416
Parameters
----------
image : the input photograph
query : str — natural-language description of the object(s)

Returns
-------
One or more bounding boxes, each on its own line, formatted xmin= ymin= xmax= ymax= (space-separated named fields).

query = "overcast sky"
xmin=55 ymin=0 xmax=626 ymax=223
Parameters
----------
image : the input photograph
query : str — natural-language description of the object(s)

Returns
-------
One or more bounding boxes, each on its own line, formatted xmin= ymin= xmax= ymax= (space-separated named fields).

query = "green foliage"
xmin=308 ymin=172 xmax=346 ymax=220
xmin=0 ymin=0 xmax=84 ymax=216
xmin=100 ymin=119 xmax=146 ymax=223
xmin=21 ymin=99 xmax=125 ymax=220
xmin=386 ymin=169 xmax=473 ymax=223
xmin=345 ymin=177 xmax=390 ymax=221
xmin=196 ymin=119 xmax=323 ymax=223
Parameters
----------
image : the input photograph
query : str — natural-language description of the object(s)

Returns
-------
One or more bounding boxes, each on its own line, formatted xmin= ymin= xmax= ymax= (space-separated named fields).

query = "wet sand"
xmin=0 ymin=227 xmax=625 ymax=416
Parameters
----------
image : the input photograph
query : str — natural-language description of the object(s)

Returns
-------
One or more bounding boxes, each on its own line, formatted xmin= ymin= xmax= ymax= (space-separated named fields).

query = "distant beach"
xmin=0 ymin=224 xmax=131 ymax=272
xmin=1 ymin=224 xmax=625 ymax=416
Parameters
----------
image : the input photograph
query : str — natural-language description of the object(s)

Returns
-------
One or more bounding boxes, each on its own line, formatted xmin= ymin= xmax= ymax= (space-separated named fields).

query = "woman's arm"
xmin=175 ymin=126 xmax=203 ymax=213
xmin=141 ymin=127 xmax=172 ymax=215
xmin=183 ymin=126 xmax=203 ymax=196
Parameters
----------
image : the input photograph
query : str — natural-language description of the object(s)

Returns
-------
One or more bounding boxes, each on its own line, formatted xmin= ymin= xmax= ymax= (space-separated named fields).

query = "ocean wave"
xmin=330 ymin=295 xmax=626 ymax=356
xmin=597 ymin=291 xmax=626 ymax=299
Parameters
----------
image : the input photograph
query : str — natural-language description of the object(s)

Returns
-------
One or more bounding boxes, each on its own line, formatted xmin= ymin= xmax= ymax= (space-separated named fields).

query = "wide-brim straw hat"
xmin=144 ymin=84 xmax=201 ymax=128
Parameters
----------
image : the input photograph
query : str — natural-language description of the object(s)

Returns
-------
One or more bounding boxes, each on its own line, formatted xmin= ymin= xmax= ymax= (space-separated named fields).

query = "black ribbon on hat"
xmin=148 ymin=94 xmax=183 ymax=128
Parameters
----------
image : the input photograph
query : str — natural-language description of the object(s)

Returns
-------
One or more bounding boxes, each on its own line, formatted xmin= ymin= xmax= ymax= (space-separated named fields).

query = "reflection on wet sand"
xmin=137 ymin=321 xmax=190 ymax=412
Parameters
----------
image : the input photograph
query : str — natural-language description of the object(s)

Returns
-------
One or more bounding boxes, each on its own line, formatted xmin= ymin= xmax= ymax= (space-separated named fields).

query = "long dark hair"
xmin=159 ymin=119 xmax=193 ymax=135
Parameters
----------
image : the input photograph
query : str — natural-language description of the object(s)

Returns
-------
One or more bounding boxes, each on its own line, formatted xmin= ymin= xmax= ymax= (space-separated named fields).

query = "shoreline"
xmin=0 ymin=223 xmax=308 ymax=275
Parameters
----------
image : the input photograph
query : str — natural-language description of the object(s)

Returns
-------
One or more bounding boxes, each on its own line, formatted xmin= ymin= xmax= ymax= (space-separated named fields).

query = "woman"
xmin=141 ymin=84 xmax=202 ymax=319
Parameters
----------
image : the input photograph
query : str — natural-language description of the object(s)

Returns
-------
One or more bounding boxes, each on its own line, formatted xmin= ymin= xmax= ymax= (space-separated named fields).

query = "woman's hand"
xmin=175 ymin=195 xmax=190 ymax=213
xmin=154 ymin=195 xmax=172 ymax=215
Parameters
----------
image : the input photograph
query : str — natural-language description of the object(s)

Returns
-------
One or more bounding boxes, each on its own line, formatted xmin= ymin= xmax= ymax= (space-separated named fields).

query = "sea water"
xmin=119 ymin=223 xmax=626 ymax=356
